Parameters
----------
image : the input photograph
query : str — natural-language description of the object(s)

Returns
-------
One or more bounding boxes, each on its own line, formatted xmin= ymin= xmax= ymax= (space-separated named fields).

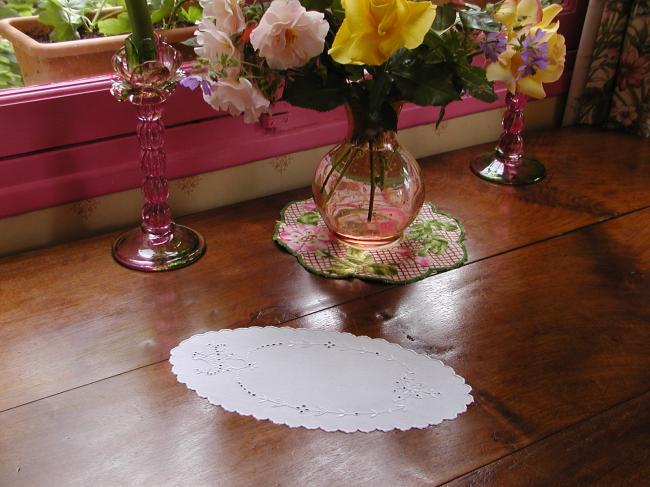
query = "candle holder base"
xmin=470 ymin=153 xmax=546 ymax=185
xmin=113 ymin=224 xmax=205 ymax=272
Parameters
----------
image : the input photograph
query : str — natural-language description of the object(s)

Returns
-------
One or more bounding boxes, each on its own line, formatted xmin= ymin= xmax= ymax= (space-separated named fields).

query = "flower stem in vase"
xmin=322 ymin=147 xmax=359 ymax=204
xmin=470 ymin=92 xmax=546 ymax=185
xmin=320 ymin=145 xmax=353 ymax=195
xmin=124 ymin=0 xmax=156 ymax=67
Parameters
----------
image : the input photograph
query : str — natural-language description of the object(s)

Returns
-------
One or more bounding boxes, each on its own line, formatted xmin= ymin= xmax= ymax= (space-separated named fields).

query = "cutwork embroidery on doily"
xmin=192 ymin=344 xmax=255 ymax=375
xmin=191 ymin=340 xmax=442 ymax=418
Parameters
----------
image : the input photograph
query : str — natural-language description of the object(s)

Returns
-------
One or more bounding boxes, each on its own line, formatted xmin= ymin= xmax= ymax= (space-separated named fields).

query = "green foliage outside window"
xmin=0 ymin=0 xmax=35 ymax=89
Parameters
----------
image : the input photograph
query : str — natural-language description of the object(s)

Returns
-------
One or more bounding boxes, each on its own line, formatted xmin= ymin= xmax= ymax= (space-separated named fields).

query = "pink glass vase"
xmin=470 ymin=92 xmax=546 ymax=185
xmin=110 ymin=37 xmax=205 ymax=271
xmin=312 ymin=103 xmax=425 ymax=249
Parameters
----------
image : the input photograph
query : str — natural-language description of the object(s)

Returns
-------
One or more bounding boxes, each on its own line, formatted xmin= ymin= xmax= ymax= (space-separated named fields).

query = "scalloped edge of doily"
xmin=169 ymin=326 xmax=473 ymax=433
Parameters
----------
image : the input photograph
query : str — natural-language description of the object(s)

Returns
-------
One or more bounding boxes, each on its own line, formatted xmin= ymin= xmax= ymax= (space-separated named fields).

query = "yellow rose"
xmin=494 ymin=0 xmax=542 ymax=30
xmin=329 ymin=0 xmax=437 ymax=66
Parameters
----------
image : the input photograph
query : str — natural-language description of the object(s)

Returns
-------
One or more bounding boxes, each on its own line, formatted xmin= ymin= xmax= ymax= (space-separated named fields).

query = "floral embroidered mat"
xmin=273 ymin=199 xmax=467 ymax=284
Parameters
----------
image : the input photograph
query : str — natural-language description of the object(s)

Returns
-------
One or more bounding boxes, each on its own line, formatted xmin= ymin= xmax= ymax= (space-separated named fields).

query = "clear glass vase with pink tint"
xmin=312 ymin=103 xmax=425 ymax=249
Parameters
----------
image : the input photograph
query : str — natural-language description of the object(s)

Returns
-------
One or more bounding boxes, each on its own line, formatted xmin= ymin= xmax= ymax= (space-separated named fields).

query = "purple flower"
xmin=481 ymin=31 xmax=507 ymax=63
xmin=518 ymin=30 xmax=549 ymax=78
xmin=180 ymin=75 xmax=201 ymax=90
xmin=180 ymin=75 xmax=213 ymax=95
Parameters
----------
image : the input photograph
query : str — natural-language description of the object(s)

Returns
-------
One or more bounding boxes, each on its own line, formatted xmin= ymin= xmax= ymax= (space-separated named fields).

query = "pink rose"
xmin=200 ymin=0 xmax=245 ymax=35
xmin=250 ymin=0 xmax=329 ymax=70
xmin=194 ymin=20 xmax=242 ymax=78
xmin=204 ymin=78 xmax=271 ymax=123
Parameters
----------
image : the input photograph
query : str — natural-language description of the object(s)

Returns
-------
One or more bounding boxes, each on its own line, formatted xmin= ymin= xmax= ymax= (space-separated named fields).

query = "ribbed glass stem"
xmin=495 ymin=92 xmax=527 ymax=166
xmin=136 ymin=100 xmax=172 ymax=242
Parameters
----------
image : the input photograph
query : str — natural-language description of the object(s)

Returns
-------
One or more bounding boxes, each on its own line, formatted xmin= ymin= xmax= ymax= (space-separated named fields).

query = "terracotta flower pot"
xmin=0 ymin=12 xmax=195 ymax=85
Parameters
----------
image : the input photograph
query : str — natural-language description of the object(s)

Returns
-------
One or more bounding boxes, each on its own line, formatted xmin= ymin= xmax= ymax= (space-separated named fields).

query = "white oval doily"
xmin=170 ymin=327 xmax=473 ymax=433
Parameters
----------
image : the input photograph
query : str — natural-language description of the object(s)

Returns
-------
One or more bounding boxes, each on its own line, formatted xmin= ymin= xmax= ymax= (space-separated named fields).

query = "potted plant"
xmin=0 ymin=0 xmax=201 ymax=85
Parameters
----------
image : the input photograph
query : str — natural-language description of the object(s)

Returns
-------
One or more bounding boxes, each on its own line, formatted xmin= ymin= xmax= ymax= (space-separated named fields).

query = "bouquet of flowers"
xmin=182 ymin=0 xmax=567 ymax=245
xmin=480 ymin=0 xmax=566 ymax=99
xmin=184 ymin=0 xmax=504 ymax=125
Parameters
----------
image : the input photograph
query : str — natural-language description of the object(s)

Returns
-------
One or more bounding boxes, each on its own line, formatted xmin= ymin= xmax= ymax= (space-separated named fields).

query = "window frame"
xmin=0 ymin=0 xmax=586 ymax=219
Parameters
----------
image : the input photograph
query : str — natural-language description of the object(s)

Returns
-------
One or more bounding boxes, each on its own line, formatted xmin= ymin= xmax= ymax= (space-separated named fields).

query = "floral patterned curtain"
xmin=564 ymin=0 xmax=650 ymax=137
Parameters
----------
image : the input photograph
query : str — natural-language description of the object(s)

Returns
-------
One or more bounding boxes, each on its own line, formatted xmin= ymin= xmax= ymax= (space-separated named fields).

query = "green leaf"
xmin=6 ymin=0 xmax=39 ymax=16
xmin=367 ymin=263 xmax=398 ymax=276
xmin=284 ymin=84 xmax=346 ymax=111
xmin=432 ymin=4 xmax=457 ymax=32
xmin=366 ymin=68 xmax=398 ymax=129
xmin=149 ymin=0 xmax=173 ymax=24
xmin=284 ymin=67 xmax=347 ymax=112
xmin=315 ymin=250 xmax=334 ymax=259
xmin=124 ymin=35 xmax=140 ymax=68
xmin=0 ymin=38 xmax=22 ymax=88
xmin=181 ymin=36 xmax=198 ymax=47
xmin=421 ymin=30 xmax=450 ymax=64
xmin=454 ymin=60 xmax=498 ymax=103
xmin=300 ymin=0 xmax=332 ymax=10
xmin=37 ymin=0 xmax=87 ymax=41
xmin=0 ymin=6 xmax=21 ymax=18
xmin=459 ymin=6 xmax=501 ymax=33
xmin=297 ymin=211 xmax=320 ymax=225
xmin=435 ymin=105 xmax=446 ymax=129
xmin=431 ymin=220 xmax=458 ymax=232
xmin=392 ymin=62 xmax=461 ymax=106
xmin=97 ymin=11 xmax=130 ymax=36
xmin=177 ymin=5 xmax=202 ymax=23
xmin=329 ymin=0 xmax=344 ymax=22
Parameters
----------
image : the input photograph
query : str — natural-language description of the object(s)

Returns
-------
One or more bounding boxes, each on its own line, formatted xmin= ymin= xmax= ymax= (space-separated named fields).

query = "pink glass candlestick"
xmin=110 ymin=37 xmax=205 ymax=271
xmin=470 ymin=92 xmax=546 ymax=185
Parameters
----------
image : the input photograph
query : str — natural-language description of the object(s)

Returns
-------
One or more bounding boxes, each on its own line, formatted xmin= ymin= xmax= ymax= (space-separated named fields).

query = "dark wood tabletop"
xmin=1 ymin=126 xmax=649 ymax=486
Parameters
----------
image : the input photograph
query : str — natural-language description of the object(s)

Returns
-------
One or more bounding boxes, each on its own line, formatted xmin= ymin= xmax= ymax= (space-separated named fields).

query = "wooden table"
xmin=1 ymin=127 xmax=649 ymax=486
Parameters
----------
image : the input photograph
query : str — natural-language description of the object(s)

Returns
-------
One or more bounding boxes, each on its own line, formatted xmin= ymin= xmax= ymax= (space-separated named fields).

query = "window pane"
xmin=0 ymin=0 xmax=197 ymax=90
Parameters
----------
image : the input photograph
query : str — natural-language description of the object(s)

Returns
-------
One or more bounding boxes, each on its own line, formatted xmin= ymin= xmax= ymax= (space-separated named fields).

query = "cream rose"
xmin=250 ymin=0 xmax=329 ymax=70
xmin=195 ymin=20 xmax=241 ymax=78
xmin=204 ymin=78 xmax=271 ymax=123
xmin=199 ymin=0 xmax=246 ymax=34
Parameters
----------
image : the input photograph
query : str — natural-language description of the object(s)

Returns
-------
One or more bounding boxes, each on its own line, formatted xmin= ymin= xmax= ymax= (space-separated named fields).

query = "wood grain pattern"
xmin=1 ymin=206 xmax=648 ymax=486
xmin=447 ymin=392 xmax=650 ymax=486
xmin=0 ymin=127 xmax=648 ymax=486
xmin=1 ymin=127 xmax=649 ymax=413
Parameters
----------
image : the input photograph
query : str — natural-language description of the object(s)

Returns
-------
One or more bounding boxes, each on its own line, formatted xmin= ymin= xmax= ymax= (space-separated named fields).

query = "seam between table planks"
xmin=2 ymin=203 xmax=649 ymax=416
xmin=439 ymin=388 xmax=650 ymax=486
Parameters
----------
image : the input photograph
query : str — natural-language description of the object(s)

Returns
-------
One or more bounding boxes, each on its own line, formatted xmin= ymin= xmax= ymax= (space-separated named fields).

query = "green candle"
xmin=124 ymin=0 xmax=156 ymax=65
